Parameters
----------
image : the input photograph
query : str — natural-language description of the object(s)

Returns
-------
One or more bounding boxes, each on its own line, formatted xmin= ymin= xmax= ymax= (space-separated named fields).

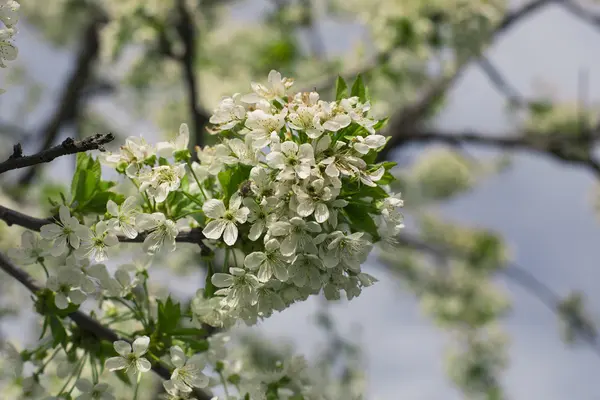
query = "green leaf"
xmin=343 ymin=203 xmax=379 ymax=240
xmin=49 ymin=316 xmax=67 ymax=349
xmin=158 ymin=157 xmax=170 ymax=166
xmin=350 ymin=74 xmax=367 ymax=103
xmin=372 ymin=117 xmax=389 ymax=131
xmin=188 ymin=339 xmax=209 ymax=353
xmin=335 ymin=76 xmax=348 ymax=100
xmin=70 ymin=153 xmax=101 ymax=206
xmin=84 ymin=192 xmax=125 ymax=214
xmin=157 ymin=297 xmax=181 ymax=334
xmin=218 ymin=164 xmax=252 ymax=205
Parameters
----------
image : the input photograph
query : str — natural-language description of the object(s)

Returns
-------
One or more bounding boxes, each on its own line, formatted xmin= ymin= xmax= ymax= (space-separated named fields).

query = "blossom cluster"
xmin=0 ymin=0 xmax=19 ymax=75
xmin=6 ymin=70 xmax=403 ymax=399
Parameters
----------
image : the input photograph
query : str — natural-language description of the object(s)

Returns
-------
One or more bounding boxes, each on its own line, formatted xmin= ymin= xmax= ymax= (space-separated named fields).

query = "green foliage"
xmin=335 ymin=76 xmax=348 ymax=101
xmin=342 ymin=203 xmax=379 ymax=240
xmin=157 ymin=296 xmax=182 ymax=335
xmin=218 ymin=164 xmax=252 ymax=206
xmin=350 ymin=74 xmax=368 ymax=103
xmin=70 ymin=153 xmax=124 ymax=215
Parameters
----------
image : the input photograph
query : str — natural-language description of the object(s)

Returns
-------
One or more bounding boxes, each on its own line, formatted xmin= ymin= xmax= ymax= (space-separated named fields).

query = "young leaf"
xmin=350 ymin=74 xmax=367 ymax=103
xmin=335 ymin=76 xmax=348 ymax=100
xmin=71 ymin=154 xmax=101 ymax=206
xmin=157 ymin=297 xmax=181 ymax=334
xmin=343 ymin=203 xmax=379 ymax=240
xmin=49 ymin=316 xmax=67 ymax=348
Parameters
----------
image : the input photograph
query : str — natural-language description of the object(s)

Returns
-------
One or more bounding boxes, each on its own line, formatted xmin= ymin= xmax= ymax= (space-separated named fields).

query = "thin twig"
xmin=0 ymin=133 xmax=114 ymax=175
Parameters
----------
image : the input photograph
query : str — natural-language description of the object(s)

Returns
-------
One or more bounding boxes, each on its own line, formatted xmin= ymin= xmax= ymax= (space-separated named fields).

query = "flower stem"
xmin=187 ymin=160 xmax=208 ymax=200
xmin=133 ymin=372 xmax=142 ymax=400
xmin=56 ymin=352 xmax=87 ymax=397
xmin=38 ymin=260 xmax=49 ymax=278
xmin=182 ymin=190 xmax=204 ymax=207
xmin=219 ymin=370 xmax=231 ymax=399
xmin=35 ymin=346 xmax=61 ymax=374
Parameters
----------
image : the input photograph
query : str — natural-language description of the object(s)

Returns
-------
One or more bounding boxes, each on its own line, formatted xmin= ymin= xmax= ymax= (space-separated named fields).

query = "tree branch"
xmin=0 ymin=252 xmax=213 ymax=400
xmin=393 ymin=232 xmax=600 ymax=357
xmin=386 ymin=128 xmax=600 ymax=177
xmin=476 ymin=57 xmax=528 ymax=107
xmin=368 ymin=0 xmax=560 ymax=161
xmin=175 ymin=0 xmax=210 ymax=149
xmin=0 ymin=133 xmax=114 ymax=175
xmin=17 ymin=14 xmax=107 ymax=186
xmin=0 ymin=204 xmax=212 ymax=254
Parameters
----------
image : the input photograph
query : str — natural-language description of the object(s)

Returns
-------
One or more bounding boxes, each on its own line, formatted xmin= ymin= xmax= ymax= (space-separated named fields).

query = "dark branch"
xmin=384 ymin=129 xmax=600 ymax=177
xmin=394 ymin=232 xmax=600 ymax=357
xmin=560 ymin=0 xmax=600 ymax=31
xmin=0 ymin=252 xmax=213 ymax=400
xmin=0 ymin=133 xmax=114 ymax=175
xmin=374 ymin=0 xmax=558 ymax=161
xmin=0 ymin=204 xmax=211 ymax=254
xmin=0 ymin=206 xmax=51 ymax=231
xmin=175 ymin=0 xmax=210 ymax=149
xmin=476 ymin=57 xmax=528 ymax=107
xmin=17 ymin=15 xmax=106 ymax=186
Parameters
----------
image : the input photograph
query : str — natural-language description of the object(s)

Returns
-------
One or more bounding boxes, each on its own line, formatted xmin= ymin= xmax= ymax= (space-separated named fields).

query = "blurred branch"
xmin=378 ymin=0 xmax=560 ymax=161
xmin=0 ymin=133 xmax=114 ymax=175
xmin=561 ymin=0 xmax=600 ymax=30
xmin=394 ymin=232 xmax=600 ymax=357
xmin=0 ymin=120 xmax=33 ymax=140
xmin=0 ymin=252 xmax=213 ymax=400
xmin=383 ymin=128 xmax=600 ymax=177
xmin=17 ymin=14 xmax=108 ymax=186
xmin=175 ymin=0 xmax=210 ymax=148
xmin=476 ymin=57 xmax=528 ymax=107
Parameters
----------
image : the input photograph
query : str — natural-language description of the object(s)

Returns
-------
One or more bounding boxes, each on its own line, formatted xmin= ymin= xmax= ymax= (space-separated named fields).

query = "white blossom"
xmin=101 ymin=136 xmax=155 ymax=178
xmin=40 ymin=205 xmax=87 ymax=257
xmin=242 ymin=69 xmax=294 ymax=103
xmin=105 ymin=336 xmax=151 ymax=376
xmin=269 ymin=217 xmax=321 ymax=257
xmin=209 ymin=93 xmax=247 ymax=131
xmin=75 ymin=221 xmax=119 ymax=262
xmin=157 ymin=123 xmax=190 ymax=157
xmin=244 ymin=239 xmax=289 ymax=282
xmin=46 ymin=269 xmax=87 ymax=309
xmin=136 ymin=213 xmax=179 ymax=254
xmin=139 ymin=164 xmax=186 ymax=203
xmin=352 ymin=134 xmax=386 ymax=154
xmin=167 ymin=346 xmax=209 ymax=393
xmin=245 ymin=109 xmax=286 ymax=149
xmin=202 ymin=196 xmax=249 ymax=246
xmin=107 ymin=196 xmax=139 ymax=238
xmin=7 ymin=231 xmax=51 ymax=264
xmin=75 ymin=379 xmax=115 ymax=400
xmin=266 ymin=141 xmax=315 ymax=181
xmin=212 ymin=267 xmax=261 ymax=309
xmin=243 ymin=197 xmax=279 ymax=241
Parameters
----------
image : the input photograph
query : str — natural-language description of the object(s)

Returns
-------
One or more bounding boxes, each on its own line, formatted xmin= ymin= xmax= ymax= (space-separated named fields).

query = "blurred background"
xmin=2 ymin=0 xmax=600 ymax=398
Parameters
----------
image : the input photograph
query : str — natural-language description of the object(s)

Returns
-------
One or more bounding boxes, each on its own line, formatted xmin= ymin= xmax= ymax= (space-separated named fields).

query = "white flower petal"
xmin=132 ymin=336 xmax=150 ymax=356
xmin=105 ymin=357 xmax=128 ymax=371
xmin=114 ymin=341 xmax=132 ymax=357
